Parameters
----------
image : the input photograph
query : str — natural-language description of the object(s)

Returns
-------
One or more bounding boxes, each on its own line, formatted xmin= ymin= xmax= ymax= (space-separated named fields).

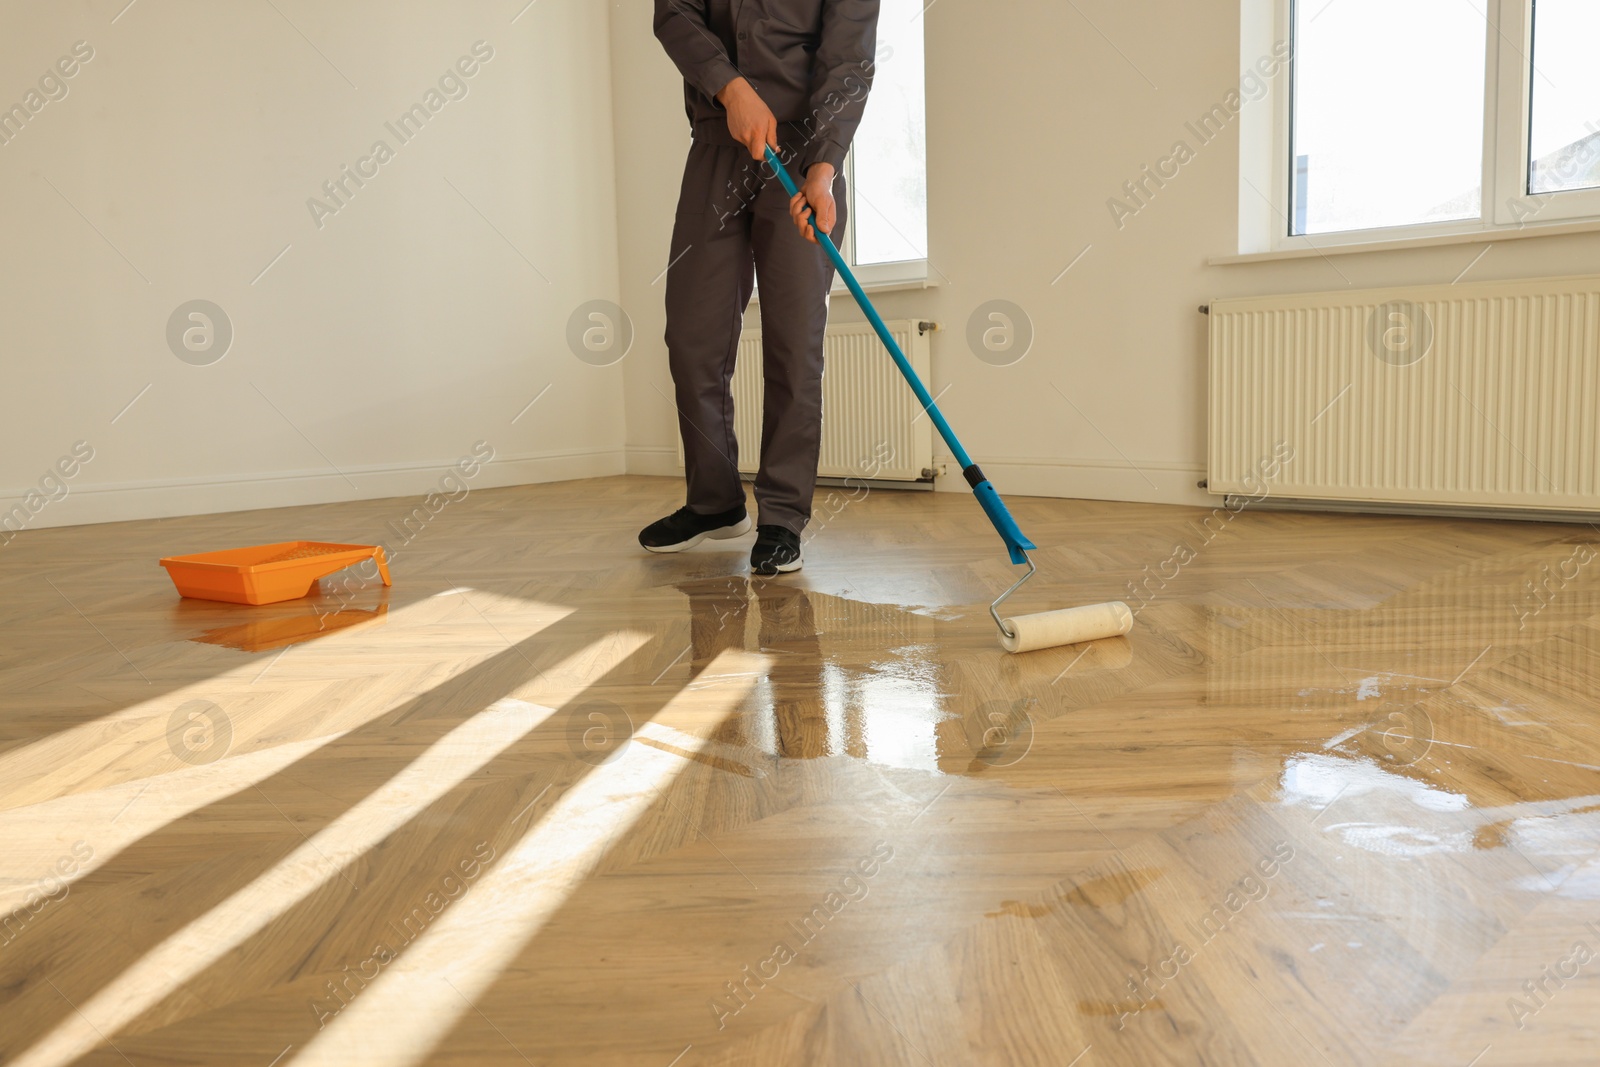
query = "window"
xmin=1246 ymin=0 xmax=1600 ymax=250
xmin=1290 ymin=1 xmax=1485 ymax=235
xmin=1526 ymin=1 xmax=1600 ymax=197
xmin=839 ymin=0 xmax=927 ymax=282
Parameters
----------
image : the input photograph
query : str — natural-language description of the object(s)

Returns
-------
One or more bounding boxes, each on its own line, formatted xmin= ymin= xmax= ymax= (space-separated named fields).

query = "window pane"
xmin=1291 ymin=0 xmax=1485 ymax=235
xmin=1529 ymin=0 xmax=1600 ymax=195
xmin=850 ymin=0 xmax=926 ymax=265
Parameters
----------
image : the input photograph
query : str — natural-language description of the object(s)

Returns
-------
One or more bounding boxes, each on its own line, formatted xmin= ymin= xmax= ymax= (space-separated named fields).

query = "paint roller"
xmin=764 ymin=147 xmax=1134 ymax=655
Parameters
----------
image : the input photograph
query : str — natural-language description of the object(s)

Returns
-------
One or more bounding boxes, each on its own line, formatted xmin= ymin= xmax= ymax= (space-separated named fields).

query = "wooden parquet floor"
xmin=1 ymin=475 xmax=1597 ymax=1066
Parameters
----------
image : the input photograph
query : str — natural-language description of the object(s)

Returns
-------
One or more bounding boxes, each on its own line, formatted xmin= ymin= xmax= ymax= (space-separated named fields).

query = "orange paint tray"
xmin=159 ymin=541 xmax=391 ymax=605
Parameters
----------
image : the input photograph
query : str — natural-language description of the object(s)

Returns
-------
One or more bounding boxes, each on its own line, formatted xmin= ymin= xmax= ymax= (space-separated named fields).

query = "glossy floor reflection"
xmin=188 ymin=601 xmax=389 ymax=653
xmin=0 ymin=475 xmax=1596 ymax=1066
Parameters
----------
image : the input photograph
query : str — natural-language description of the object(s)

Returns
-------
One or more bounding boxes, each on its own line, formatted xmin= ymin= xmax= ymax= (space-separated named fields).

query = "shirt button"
xmin=737 ymin=31 xmax=748 ymax=40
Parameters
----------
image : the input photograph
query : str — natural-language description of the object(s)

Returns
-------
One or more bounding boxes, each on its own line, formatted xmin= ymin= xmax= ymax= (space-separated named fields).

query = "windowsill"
xmin=830 ymin=274 xmax=934 ymax=296
xmin=1212 ymin=216 xmax=1600 ymax=265
xmin=749 ymin=265 xmax=936 ymax=304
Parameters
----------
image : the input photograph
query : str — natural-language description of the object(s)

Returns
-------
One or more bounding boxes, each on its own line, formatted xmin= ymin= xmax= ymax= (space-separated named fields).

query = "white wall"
xmin=613 ymin=0 xmax=1600 ymax=508
xmin=1 ymin=0 xmax=624 ymax=531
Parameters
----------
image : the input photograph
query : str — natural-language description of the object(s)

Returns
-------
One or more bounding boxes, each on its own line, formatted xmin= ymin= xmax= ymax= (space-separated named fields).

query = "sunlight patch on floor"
xmin=290 ymin=648 xmax=771 ymax=1067
xmin=8 ymin=631 xmax=647 ymax=1067
xmin=0 ymin=591 xmax=573 ymax=815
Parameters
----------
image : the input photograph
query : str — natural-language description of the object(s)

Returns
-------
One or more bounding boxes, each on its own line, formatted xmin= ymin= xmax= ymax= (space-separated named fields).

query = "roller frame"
xmin=763 ymin=146 xmax=1040 ymax=644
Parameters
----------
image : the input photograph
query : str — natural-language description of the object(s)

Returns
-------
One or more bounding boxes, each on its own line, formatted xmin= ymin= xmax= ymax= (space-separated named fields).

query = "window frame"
xmin=1243 ymin=0 xmax=1600 ymax=254
xmin=751 ymin=149 xmax=931 ymax=308
xmin=834 ymin=148 xmax=931 ymax=288
xmin=1490 ymin=0 xmax=1600 ymax=225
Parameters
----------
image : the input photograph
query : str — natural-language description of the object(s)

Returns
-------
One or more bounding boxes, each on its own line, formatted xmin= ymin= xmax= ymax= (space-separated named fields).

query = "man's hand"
xmin=788 ymin=163 xmax=836 ymax=244
xmin=716 ymin=77 xmax=777 ymax=160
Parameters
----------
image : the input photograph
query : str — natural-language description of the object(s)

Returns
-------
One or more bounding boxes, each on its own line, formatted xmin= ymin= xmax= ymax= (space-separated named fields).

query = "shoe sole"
xmin=642 ymin=516 xmax=752 ymax=554
xmin=752 ymin=556 xmax=803 ymax=576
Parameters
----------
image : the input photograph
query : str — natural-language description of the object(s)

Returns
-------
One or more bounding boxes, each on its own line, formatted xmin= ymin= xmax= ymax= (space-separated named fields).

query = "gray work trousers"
xmin=664 ymin=137 xmax=846 ymax=535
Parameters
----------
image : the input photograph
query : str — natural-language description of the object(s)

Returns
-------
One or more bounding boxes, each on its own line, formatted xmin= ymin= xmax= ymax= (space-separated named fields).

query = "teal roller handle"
xmin=764 ymin=146 xmax=1036 ymax=565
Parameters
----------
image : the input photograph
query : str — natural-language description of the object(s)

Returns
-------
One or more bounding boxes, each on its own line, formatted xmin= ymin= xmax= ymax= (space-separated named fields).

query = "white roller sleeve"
xmin=998 ymin=601 xmax=1134 ymax=654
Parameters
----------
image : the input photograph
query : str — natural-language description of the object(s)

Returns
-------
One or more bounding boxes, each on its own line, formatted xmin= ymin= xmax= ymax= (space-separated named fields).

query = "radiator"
xmin=1208 ymin=275 xmax=1600 ymax=513
xmin=676 ymin=318 xmax=935 ymax=483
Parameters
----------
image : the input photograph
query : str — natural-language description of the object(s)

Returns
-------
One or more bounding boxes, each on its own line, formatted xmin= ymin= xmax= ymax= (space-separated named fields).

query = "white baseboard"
xmin=937 ymin=455 xmax=1211 ymax=508
xmin=2 ymin=448 xmax=626 ymax=533
xmin=623 ymin=444 xmax=1210 ymax=507
xmin=624 ymin=446 xmax=681 ymax=478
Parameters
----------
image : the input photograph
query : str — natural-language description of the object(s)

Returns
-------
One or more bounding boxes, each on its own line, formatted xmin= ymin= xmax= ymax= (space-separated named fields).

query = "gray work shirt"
xmin=653 ymin=0 xmax=880 ymax=175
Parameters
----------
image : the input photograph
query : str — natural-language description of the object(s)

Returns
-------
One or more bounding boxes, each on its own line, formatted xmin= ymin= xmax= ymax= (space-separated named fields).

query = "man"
xmin=641 ymin=0 xmax=881 ymax=575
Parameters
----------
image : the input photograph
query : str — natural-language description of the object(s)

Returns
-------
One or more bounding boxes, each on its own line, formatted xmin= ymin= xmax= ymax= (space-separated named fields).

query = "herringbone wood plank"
xmin=1 ymin=475 xmax=1597 ymax=1066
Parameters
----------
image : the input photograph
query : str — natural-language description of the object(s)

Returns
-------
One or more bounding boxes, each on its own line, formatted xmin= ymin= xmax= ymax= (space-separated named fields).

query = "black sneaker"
xmin=750 ymin=525 xmax=802 ymax=575
xmin=639 ymin=505 xmax=751 ymax=553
